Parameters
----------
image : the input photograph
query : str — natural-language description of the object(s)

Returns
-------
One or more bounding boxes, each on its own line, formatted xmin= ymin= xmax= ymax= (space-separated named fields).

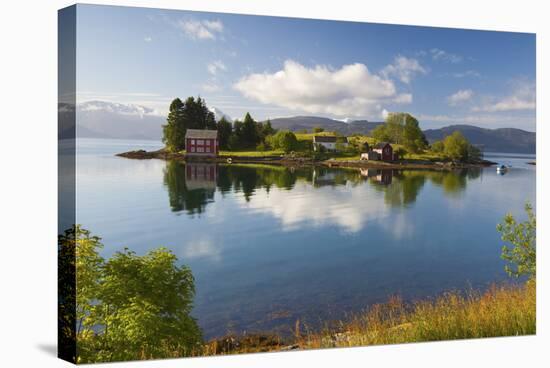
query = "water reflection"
xmin=74 ymin=141 xmax=535 ymax=340
xmin=163 ymin=162 xmax=482 ymax=216
xmin=163 ymin=162 xmax=215 ymax=214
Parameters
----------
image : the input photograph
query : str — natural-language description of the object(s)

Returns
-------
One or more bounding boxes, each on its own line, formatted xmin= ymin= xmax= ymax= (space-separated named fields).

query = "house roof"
xmin=313 ymin=136 xmax=348 ymax=143
xmin=374 ymin=142 xmax=391 ymax=149
xmin=185 ymin=129 xmax=218 ymax=139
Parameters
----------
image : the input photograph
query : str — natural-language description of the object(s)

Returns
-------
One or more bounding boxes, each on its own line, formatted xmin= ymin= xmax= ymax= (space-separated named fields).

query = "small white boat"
xmin=496 ymin=164 xmax=508 ymax=174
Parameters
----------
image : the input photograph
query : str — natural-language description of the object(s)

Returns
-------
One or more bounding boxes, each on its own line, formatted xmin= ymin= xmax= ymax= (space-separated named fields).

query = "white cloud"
xmin=234 ymin=60 xmax=411 ymax=118
xmin=473 ymin=81 xmax=535 ymax=112
xmin=144 ymin=36 xmax=152 ymax=42
xmin=203 ymin=20 xmax=223 ymax=32
xmin=180 ymin=238 xmax=221 ymax=262
xmin=447 ymin=89 xmax=473 ymax=106
xmin=177 ymin=19 xmax=224 ymax=40
xmin=240 ymin=180 xmax=390 ymax=233
xmin=430 ymin=48 xmax=463 ymax=63
xmin=381 ymin=56 xmax=427 ymax=84
xmin=207 ymin=60 xmax=227 ymax=75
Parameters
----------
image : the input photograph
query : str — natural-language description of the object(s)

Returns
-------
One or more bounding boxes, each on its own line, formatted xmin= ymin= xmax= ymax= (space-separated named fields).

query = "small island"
xmin=118 ymin=96 xmax=496 ymax=170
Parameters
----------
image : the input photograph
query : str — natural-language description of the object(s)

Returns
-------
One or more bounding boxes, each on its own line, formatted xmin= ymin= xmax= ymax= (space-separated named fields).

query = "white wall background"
xmin=0 ymin=0 xmax=547 ymax=367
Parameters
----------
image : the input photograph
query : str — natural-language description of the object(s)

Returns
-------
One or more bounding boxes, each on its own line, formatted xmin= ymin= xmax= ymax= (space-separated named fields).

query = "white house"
xmin=313 ymin=136 xmax=348 ymax=151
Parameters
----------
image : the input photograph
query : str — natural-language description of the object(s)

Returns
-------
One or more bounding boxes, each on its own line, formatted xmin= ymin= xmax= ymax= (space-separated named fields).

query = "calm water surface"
xmin=75 ymin=138 xmax=536 ymax=339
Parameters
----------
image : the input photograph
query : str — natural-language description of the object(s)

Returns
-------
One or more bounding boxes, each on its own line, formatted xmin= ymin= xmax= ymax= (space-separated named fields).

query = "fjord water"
xmin=76 ymin=139 xmax=536 ymax=339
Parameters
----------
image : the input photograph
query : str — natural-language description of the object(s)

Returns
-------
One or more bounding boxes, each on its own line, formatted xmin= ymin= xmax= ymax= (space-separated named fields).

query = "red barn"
xmin=372 ymin=142 xmax=394 ymax=161
xmin=185 ymin=129 xmax=219 ymax=157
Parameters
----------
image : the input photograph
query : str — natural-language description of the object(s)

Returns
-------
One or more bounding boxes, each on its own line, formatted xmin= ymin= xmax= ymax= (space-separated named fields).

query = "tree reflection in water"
xmin=163 ymin=161 xmax=482 ymax=213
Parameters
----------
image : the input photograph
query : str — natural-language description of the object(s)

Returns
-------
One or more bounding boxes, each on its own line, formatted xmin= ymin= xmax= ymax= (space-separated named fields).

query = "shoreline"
xmin=116 ymin=149 xmax=497 ymax=170
xmin=201 ymin=280 xmax=534 ymax=356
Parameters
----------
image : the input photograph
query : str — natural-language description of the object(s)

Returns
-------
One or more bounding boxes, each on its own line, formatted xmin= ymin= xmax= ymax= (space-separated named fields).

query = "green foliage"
xmin=240 ymin=113 xmax=260 ymax=148
xmin=430 ymin=132 xmax=482 ymax=162
xmin=372 ymin=124 xmax=391 ymax=142
xmin=223 ymin=113 xmax=276 ymax=150
xmin=442 ymin=131 xmax=469 ymax=161
xmin=468 ymin=144 xmax=483 ymax=161
xmin=372 ymin=113 xmax=427 ymax=153
xmin=162 ymin=98 xmax=186 ymax=152
xmin=394 ymin=147 xmax=407 ymax=159
xmin=216 ymin=117 xmax=233 ymax=150
xmin=162 ymin=97 xmax=216 ymax=152
xmin=262 ymin=119 xmax=276 ymax=137
xmin=313 ymin=126 xmax=324 ymax=133
xmin=59 ymin=226 xmax=202 ymax=363
xmin=497 ymin=202 xmax=536 ymax=278
xmin=59 ymin=225 xmax=103 ymax=363
xmin=431 ymin=140 xmax=444 ymax=153
xmin=270 ymin=130 xmax=298 ymax=153
xmin=402 ymin=115 xmax=428 ymax=153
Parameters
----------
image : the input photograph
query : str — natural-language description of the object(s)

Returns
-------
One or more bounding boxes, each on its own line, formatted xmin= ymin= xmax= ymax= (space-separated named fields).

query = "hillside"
xmin=267 ymin=116 xmax=383 ymax=136
xmin=65 ymin=101 xmax=536 ymax=153
xmin=270 ymin=117 xmax=535 ymax=154
xmin=424 ymin=125 xmax=536 ymax=154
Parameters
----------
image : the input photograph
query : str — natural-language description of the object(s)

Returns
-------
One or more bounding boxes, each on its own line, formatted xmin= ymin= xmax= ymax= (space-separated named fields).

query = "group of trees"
xmin=224 ymin=113 xmax=276 ymax=150
xmin=431 ymin=131 xmax=482 ymax=162
xmin=163 ymin=97 xmax=217 ymax=152
xmin=370 ymin=112 xmax=482 ymax=162
xmin=265 ymin=130 xmax=299 ymax=152
xmin=162 ymin=97 xmax=279 ymax=152
xmin=59 ymin=226 xmax=202 ymax=363
xmin=372 ymin=113 xmax=428 ymax=153
xmin=162 ymin=100 xmax=482 ymax=161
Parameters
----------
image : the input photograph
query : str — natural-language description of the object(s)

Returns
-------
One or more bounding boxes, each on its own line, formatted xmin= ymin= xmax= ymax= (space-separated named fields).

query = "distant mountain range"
xmin=267 ymin=116 xmax=384 ymax=136
xmin=423 ymin=125 xmax=536 ymax=154
xmin=59 ymin=101 xmax=165 ymax=140
xmin=61 ymin=101 xmax=535 ymax=153
xmin=269 ymin=117 xmax=535 ymax=153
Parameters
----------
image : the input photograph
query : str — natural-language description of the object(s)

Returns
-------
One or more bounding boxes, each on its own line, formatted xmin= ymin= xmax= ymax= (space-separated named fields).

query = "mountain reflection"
xmin=163 ymin=162 xmax=481 ymax=215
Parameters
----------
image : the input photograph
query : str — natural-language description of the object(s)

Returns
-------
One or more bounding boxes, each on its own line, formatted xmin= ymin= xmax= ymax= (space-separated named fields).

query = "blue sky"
xmin=75 ymin=4 xmax=536 ymax=131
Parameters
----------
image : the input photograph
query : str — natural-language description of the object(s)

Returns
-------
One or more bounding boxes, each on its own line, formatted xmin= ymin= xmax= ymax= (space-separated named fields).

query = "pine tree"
xmin=217 ymin=117 xmax=233 ymax=150
xmin=162 ymin=98 xmax=185 ymax=152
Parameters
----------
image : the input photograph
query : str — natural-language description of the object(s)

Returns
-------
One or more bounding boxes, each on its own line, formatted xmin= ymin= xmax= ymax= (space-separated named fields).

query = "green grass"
xmin=219 ymin=150 xmax=284 ymax=157
xmin=200 ymin=281 xmax=535 ymax=355
xmin=211 ymin=131 xmax=448 ymax=162
xmin=299 ymin=280 xmax=536 ymax=349
xmin=295 ymin=131 xmax=336 ymax=141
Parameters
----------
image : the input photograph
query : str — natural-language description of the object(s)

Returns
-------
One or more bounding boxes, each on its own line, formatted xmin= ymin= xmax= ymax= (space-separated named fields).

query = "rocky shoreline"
xmin=116 ymin=149 xmax=496 ymax=170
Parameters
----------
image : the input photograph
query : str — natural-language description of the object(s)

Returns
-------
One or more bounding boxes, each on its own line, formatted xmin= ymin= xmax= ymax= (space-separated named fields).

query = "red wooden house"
xmin=372 ymin=142 xmax=395 ymax=161
xmin=185 ymin=129 xmax=219 ymax=157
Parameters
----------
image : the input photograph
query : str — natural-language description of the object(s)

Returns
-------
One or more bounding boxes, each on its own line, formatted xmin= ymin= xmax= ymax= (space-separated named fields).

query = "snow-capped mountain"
xmin=67 ymin=101 xmax=165 ymax=140
xmin=61 ymin=101 xmax=234 ymax=140
xmin=78 ymin=100 xmax=161 ymax=118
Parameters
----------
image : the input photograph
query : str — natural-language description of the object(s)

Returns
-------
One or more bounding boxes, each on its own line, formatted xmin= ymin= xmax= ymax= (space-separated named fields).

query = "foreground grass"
xmin=201 ymin=281 xmax=535 ymax=355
